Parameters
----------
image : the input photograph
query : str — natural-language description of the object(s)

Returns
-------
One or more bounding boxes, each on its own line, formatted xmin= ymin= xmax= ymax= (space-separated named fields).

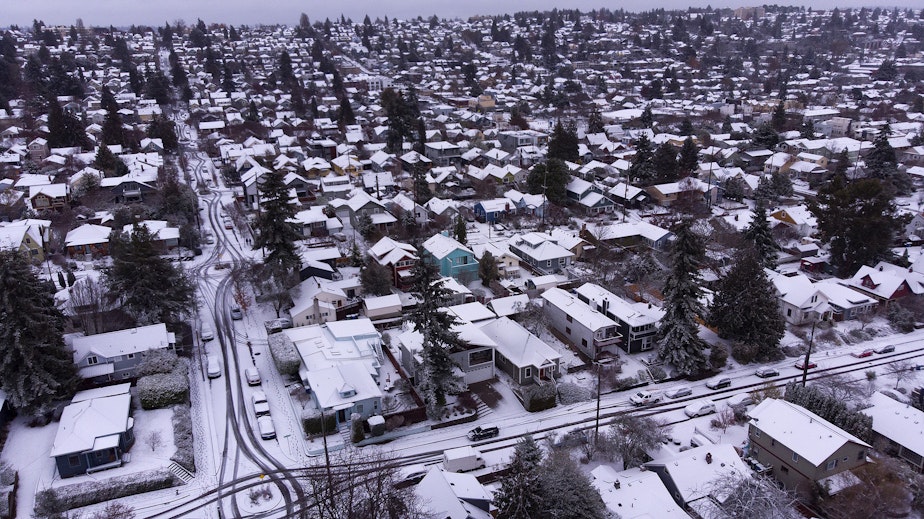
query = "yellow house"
xmin=0 ymin=223 xmax=46 ymax=262
xmin=331 ymin=154 xmax=363 ymax=177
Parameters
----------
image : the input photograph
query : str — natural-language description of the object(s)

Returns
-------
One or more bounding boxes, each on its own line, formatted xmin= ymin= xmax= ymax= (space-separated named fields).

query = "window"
xmin=566 ymin=315 xmax=573 ymax=323
xmin=792 ymin=453 xmax=799 ymax=463
xmin=565 ymin=327 xmax=571 ymax=335
xmin=356 ymin=404 xmax=363 ymax=414
xmin=581 ymin=338 xmax=588 ymax=347
xmin=68 ymin=454 xmax=80 ymax=467
xmin=754 ymin=429 xmax=761 ymax=438
xmin=524 ymin=367 xmax=532 ymax=378
xmin=826 ymin=459 xmax=838 ymax=471
xmin=469 ymin=349 xmax=492 ymax=366
xmin=857 ymin=450 xmax=866 ymax=461
xmin=87 ymin=356 xmax=98 ymax=365
xmin=786 ymin=308 xmax=792 ymax=317
xmin=811 ymin=295 xmax=818 ymax=303
xmin=127 ymin=353 xmax=135 ymax=359
xmin=780 ymin=466 xmax=789 ymax=474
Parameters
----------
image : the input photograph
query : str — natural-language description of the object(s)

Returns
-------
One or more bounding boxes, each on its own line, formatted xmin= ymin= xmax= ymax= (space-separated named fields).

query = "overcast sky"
xmin=6 ymin=1 xmax=920 ymax=28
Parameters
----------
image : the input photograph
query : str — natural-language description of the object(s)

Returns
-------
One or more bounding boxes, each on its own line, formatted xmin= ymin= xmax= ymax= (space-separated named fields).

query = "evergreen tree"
xmin=678 ymin=136 xmax=699 ymax=177
xmin=494 ymin=436 xmax=545 ymax=519
xmin=744 ymin=200 xmax=778 ymax=269
xmin=678 ymin=118 xmax=694 ymax=136
xmin=652 ymin=142 xmax=679 ymax=184
xmin=833 ymin=149 xmax=851 ymax=177
xmin=800 ymin=119 xmax=815 ymax=138
xmin=526 ymin=159 xmax=570 ymax=206
xmin=770 ymin=170 xmax=793 ymax=198
xmin=722 ymin=115 xmax=733 ymax=133
xmin=337 ymin=95 xmax=356 ymax=126
xmin=0 ymin=250 xmax=78 ymax=414
xmin=751 ymin=122 xmax=780 ymax=149
xmin=252 ymin=171 xmax=302 ymax=274
xmin=586 ymin=107 xmax=604 ymax=135
xmin=639 ymin=105 xmax=653 ymax=128
xmin=146 ymin=116 xmax=178 ymax=152
xmin=628 ymin=133 xmax=655 ymax=186
xmin=656 ymin=221 xmax=708 ymax=375
xmin=359 ymin=260 xmax=392 ymax=296
xmin=547 ymin=120 xmax=579 ymax=163
xmin=94 ymin=143 xmax=127 ymax=177
xmin=478 ymin=251 xmax=499 ymax=287
xmin=409 ymin=255 xmax=466 ymax=418
xmin=809 ymin=175 xmax=903 ymax=277
xmin=771 ymin=100 xmax=787 ymax=131
xmin=454 ymin=213 xmax=467 ymax=245
xmin=101 ymin=105 xmax=126 ymax=147
xmin=107 ymin=224 xmax=195 ymax=325
xmin=46 ymin=97 xmax=88 ymax=149
xmin=537 ymin=450 xmax=607 ymax=519
xmin=709 ymin=247 xmax=784 ymax=362
xmin=865 ymin=124 xmax=909 ymax=193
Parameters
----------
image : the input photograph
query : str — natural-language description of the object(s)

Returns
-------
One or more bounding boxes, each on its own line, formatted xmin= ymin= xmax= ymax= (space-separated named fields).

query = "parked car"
xmin=244 ymin=367 xmax=261 ymax=386
xmin=257 ymin=416 xmax=276 ymax=440
xmin=200 ymin=323 xmax=215 ymax=342
xmin=874 ymin=345 xmax=896 ymax=354
xmin=630 ymin=390 xmax=663 ymax=406
xmin=206 ymin=355 xmax=221 ymax=378
xmin=467 ymin=426 xmax=499 ymax=441
xmin=395 ymin=464 xmax=429 ymax=489
xmin=684 ymin=399 xmax=717 ymax=418
xmin=727 ymin=393 xmax=754 ymax=409
xmin=754 ymin=367 xmax=780 ymax=378
xmin=252 ymin=391 xmax=270 ymax=416
xmin=851 ymin=349 xmax=874 ymax=358
xmin=230 ymin=307 xmax=243 ymax=320
xmin=794 ymin=360 xmax=817 ymax=370
xmin=705 ymin=377 xmax=732 ymax=390
xmin=665 ymin=386 xmax=693 ymax=399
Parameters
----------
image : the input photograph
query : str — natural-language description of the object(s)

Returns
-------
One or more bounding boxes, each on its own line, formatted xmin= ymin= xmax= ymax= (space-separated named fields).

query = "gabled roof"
xmin=65 ymin=224 xmax=111 ymax=247
xmin=305 ymin=361 xmax=382 ymax=410
xmin=644 ymin=444 xmax=750 ymax=505
xmin=748 ymin=398 xmax=870 ymax=467
xmin=541 ymin=287 xmax=617 ymax=332
xmin=71 ymin=323 xmax=174 ymax=363
xmin=422 ymin=233 xmax=473 ymax=259
xmin=860 ymin=392 xmax=924 ymax=460
xmin=415 ymin=467 xmax=491 ymax=519
xmin=479 ymin=317 xmax=560 ymax=370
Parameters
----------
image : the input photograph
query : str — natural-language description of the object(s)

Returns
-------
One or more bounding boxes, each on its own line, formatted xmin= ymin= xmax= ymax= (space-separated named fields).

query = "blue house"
xmin=474 ymin=198 xmax=512 ymax=223
xmin=422 ymin=233 xmax=479 ymax=283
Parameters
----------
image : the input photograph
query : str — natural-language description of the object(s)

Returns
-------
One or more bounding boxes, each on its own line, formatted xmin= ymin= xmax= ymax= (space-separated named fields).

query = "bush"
xmin=613 ymin=376 xmax=638 ymax=391
xmin=730 ymin=341 xmax=760 ymax=364
xmin=303 ymin=412 xmax=337 ymax=437
xmin=135 ymin=348 xmax=180 ymax=376
xmin=648 ymin=365 xmax=668 ymax=381
xmin=709 ymin=346 xmax=728 ymax=369
xmin=523 ymin=383 xmax=557 ymax=412
xmin=268 ymin=334 xmax=301 ymax=376
xmin=35 ymin=470 xmax=179 ymax=512
xmin=889 ymin=303 xmax=915 ymax=333
xmin=171 ymin=404 xmax=195 ymax=472
xmin=350 ymin=413 xmax=365 ymax=444
xmin=138 ymin=360 xmax=189 ymax=409
xmin=557 ymin=382 xmax=593 ymax=404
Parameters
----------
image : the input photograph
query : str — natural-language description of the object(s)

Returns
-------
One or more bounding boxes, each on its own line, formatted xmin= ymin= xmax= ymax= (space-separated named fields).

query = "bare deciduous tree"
xmin=811 ymin=373 xmax=866 ymax=403
xmin=885 ymin=360 xmax=918 ymax=389
xmin=145 ymin=430 xmax=164 ymax=452
xmin=609 ymin=413 xmax=670 ymax=470
xmin=705 ymin=470 xmax=799 ymax=519
xmin=69 ymin=276 xmax=110 ymax=335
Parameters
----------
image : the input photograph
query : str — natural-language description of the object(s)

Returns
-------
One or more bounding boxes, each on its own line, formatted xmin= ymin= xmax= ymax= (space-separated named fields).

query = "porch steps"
xmin=167 ymin=462 xmax=195 ymax=484
xmin=472 ymin=393 xmax=493 ymax=419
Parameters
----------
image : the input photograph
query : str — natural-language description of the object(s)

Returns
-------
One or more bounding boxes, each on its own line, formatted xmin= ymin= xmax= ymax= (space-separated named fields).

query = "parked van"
xmin=257 ymin=416 xmax=276 ymax=440
xmin=443 ymin=446 xmax=486 ymax=472
xmin=200 ymin=323 xmax=215 ymax=342
xmin=206 ymin=355 xmax=221 ymax=378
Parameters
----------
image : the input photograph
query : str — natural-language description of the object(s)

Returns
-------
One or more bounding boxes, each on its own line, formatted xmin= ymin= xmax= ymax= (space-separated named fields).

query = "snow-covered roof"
xmin=422 ymin=232 xmax=472 ymax=259
xmin=70 ymin=323 xmax=174 ymax=365
xmin=486 ymin=294 xmax=530 ymax=317
xmin=591 ymin=466 xmax=689 ymax=519
xmin=304 ymin=361 xmax=382 ymax=411
xmin=860 ymin=392 xmax=924 ymax=460
xmin=50 ymin=389 xmax=132 ymax=457
xmin=541 ymin=287 xmax=617 ymax=332
xmin=574 ymin=283 xmax=664 ymax=328
xmin=282 ymin=318 xmax=382 ymax=372
xmin=644 ymin=444 xmax=750 ymax=505
xmin=748 ymin=398 xmax=870 ymax=467
xmin=415 ymin=467 xmax=491 ymax=519
xmin=445 ymin=302 xmax=497 ymax=324
xmin=479 ymin=317 xmax=560 ymax=370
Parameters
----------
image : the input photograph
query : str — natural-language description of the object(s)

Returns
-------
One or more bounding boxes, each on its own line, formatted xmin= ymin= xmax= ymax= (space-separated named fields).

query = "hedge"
xmin=35 ymin=469 xmax=179 ymax=512
xmin=268 ymin=334 xmax=301 ymax=376
xmin=303 ymin=412 xmax=337 ymax=437
xmin=135 ymin=349 xmax=180 ymax=377
xmin=523 ymin=383 xmax=557 ymax=412
xmin=171 ymin=404 xmax=196 ymax=473
xmin=138 ymin=360 xmax=189 ymax=409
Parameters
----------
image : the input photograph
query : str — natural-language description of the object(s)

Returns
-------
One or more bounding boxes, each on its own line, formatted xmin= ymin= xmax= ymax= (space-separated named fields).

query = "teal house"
xmin=422 ymin=233 xmax=479 ymax=283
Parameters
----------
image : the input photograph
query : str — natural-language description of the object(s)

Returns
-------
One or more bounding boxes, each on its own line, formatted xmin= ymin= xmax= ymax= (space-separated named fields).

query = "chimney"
xmin=614 ymin=480 xmax=621 ymax=490
xmin=705 ymin=452 xmax=713 ymax=464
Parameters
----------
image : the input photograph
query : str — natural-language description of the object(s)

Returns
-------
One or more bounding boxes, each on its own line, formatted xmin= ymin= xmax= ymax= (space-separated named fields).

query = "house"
xmin=282 ymin=318 xmax=383 ymax=374
xmin=814 ymin=279 xmax=877 ymax=321
xmin=769 ymin=206 xmax=816 ymax=236
xmin=473 ymin=198 xmax=512 ymax=223
xmin=292 ymin=206 xmax=343 ymax=238
xmin=65 ymin=224 xmax=112 ymax=257
xmin=421 ymin=233 xmax=479 ymax=283
xmin=367 ymin=236 xmax=418 ymax=290
xmin=387 ymin=192 xmax=428 ymax=226
xmin=423 ymin=141 xmax=461 ymax=167
xmin=644 ymin=444 xmax=751 ymax=514
xmin=541 ymin=287 xmax=621 ymax=361
xmin=846 ymin=264 xmax=923 ymax=304
xmin=333 ymin=190 xmax=397 ymax=230
xmin=860 ymin=392 xmax=924 ymax=473
xmin=582 ymin=221 xmax=673 ymax=250
xmin=508 ymin=232 xmax=575 ymax=274
xmin=486 ymin=294 xmax=530 ymax=318
xmin=303 ymin=361 xmax=384 ymax=425
xmin=29 ymin=184 xmax=70 ymax=210
xmin=503 ymin=189 xmax=547 ymax=218
xmin=472 ymin=241 xmax=520 ymax=279
xmin=396 ymin=319 xmax=496 ymax=386
xmin=607 ymin=182 xmax=648 ymax=208
xmin=498 ymin=129 xmax=548 ymax=152
xmin=50 ymin=384 xmax=135 ymax=478
xmin=289 ymin=277 xmax=348 ymax=327
xmin=0 ymin=221 xmax=46 ymax=262
xmin=479 ymin=317 xmax=560 ymax=385
xmin=766 ymin=271 xmax=832 ymax=326
xmin=361 ymin=171 xmax=396 ymax=197
xmin=414 ymin=466 xmax=492 ymax=519
xmin=574 ymin=283 xmax=663 ymax=354
xmin=747 ymin=398 xmax=871 ymax=495
xmin=362 ymin=294 xmax=403 ymax=323
xmin=591 ymin=466 xmax=690 ymax=519
xmin=547 ymin=228 xmax=591 ymax=261
xmin=99 ymin=175 xmax=158 ymax=203
xmin=645 ymin=178 xmax=718 ymax=208
xmin=28 ymin=137 xmax=49 ymax=161
xmin=566 ymin=176 xmax=616 ymax=214
xmin=123 ymin=220 xmax=180 ymax=251
xmin=70 ymin=323 xmax=176 ymax=383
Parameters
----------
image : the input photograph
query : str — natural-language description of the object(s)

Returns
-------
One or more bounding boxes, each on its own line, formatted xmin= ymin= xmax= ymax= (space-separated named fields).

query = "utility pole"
xmin=594 ymin=361 xmax=602 ymax=444
xmin=802 ymin=316 xmax=818 ymax=387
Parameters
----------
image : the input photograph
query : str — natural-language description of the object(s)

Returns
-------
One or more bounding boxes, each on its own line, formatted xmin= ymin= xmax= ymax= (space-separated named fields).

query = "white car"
xmin=251 ymin=391 xmax=270 ymax=416
xmin=257 ymin=416 xmax=276 ymax=440
xmin=665 ymin=386 xmax=693 ymax=399
xmin=206 ymin=355 xmax=221 ymax=379
xmin=684 ymin=399 xmax=717 ymax=418
xmin=200 ymin=323 xmax=215 ymax=342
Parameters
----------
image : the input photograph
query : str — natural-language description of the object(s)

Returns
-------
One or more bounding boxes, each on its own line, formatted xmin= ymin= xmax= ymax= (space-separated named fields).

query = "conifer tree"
xmin=771 ymin=100 xmax=787 ymax=131
xmin=652 ymin=142 xmax=679 ymax=184
xmin=628 ymin=133 xmax=655 ymax=186
xmin=0 ymin=250 xmax=78 ymax=414
xmin=547 ymin=120 xmax=579 ymax=163
xmin=252 ymin=171 xmax=302 ymax=275
xmin=744 ymin=200 xmax=778 ymax=269
xmin=478 ymin=251 xmax=499 ymax=287
xmin=409 ymin=254 xmax=466 ymax=418
xmin=656 ymin=221 xmax=708 ymax=375
xmin=454 ymin=213 xmax=467 ymax=245
xmin=494 ymin=436 xmax=545 ymax=519
xmin=677 ymin=136 xmax=699 ymax=177
xmin=709 ymin=247 xmax=784 ymax=363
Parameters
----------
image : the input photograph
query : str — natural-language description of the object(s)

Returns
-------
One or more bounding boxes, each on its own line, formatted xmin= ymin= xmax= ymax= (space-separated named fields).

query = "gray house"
xmin=574 ymin=283 xmax=664 ymax=354
xmin=50 ymin=384 xmax=135 ymax=478
xmin=508 ymin=232 xmax=575 ymax=275
xmin=71 ymin=323 xmax=176 ymax=384
xmin=541 ymin=287 xmax=621 ymax=361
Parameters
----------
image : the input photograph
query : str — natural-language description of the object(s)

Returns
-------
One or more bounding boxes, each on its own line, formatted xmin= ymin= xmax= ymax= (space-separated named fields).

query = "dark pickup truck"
xmin=467 ymin=426 xmax=499 ymax=441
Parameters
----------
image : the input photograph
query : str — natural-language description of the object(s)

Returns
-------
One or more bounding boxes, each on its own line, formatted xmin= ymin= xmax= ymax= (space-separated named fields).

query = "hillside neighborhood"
xmin=1 ymin=4 xmax=924 ymax=519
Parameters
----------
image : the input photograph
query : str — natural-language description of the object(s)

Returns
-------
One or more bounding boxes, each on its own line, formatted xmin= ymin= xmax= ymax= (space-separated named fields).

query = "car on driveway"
xmin=795 ymin=360 xmax=817 ymax=370
xmin=755 ymin=367 xmax=780 ymax=378
xmin=664 ymin=386 xmax=693 ymax=399
xmin=874 ymin=345 xmax=896 ymax=354
xmin=684 ymin=399 xmax=717 ymax=418
xmin=467 ymin=426 xmax=499 ymax=441
xmin=851 ymin=349 xmax=874 ymax=358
